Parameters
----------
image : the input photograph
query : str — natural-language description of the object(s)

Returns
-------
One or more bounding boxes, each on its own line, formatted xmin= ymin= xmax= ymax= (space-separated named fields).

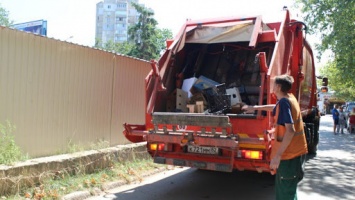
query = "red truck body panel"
xmin=123 ymin=10 xmax=319 ymax=173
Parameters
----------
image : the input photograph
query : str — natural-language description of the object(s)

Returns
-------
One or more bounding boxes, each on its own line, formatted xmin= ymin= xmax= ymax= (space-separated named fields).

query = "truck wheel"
xmin=305 ymin=124 xmax=317 ymax=155
xmin=308 ymin=128 xmax=318 ymax=154
xmin=308 ymin=143 xmax=317 ymax=154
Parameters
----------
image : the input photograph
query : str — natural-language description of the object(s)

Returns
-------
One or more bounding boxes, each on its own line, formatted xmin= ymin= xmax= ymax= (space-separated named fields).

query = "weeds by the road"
xmin=3 ymin=157 xmax=163 ymax=200
xmin=64 ymin=139 xmax=111 ymax=155
xmin=0 ymin=121 xmax=29 ymax=165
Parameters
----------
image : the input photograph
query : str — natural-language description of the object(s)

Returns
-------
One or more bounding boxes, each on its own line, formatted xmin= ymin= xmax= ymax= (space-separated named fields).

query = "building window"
xmin=118 ymin=3 xmax=126 ymax=8
xmin=115 ymin=16 xmax=124 ymax=22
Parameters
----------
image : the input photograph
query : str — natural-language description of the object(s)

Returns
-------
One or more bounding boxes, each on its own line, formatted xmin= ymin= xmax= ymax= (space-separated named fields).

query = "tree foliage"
xmin=296 ymin=0 xmax=355 ymax=100
xmin=128 ymin=2 xmax=160 ymax=60
xmin=156 ymin=28 xmax=173 ymax=55
xmin=319 ymin=61 xmax=355 ymax=100
xmin=95 ymin=39 xmax=134 ymax=55
xmin=0 ymin=4 xmax=12 ymax=27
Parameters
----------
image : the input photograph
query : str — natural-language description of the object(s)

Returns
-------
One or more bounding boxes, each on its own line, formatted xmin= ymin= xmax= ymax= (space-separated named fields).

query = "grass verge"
xmin=3 ymin=157 xmax=164 ymax=200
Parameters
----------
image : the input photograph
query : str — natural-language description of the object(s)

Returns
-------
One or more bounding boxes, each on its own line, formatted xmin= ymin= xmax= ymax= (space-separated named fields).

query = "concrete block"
xmin=176 ymin=89 xmax=188 ymax=112
xmin=226 ymin=87 xmax=242 ymax=106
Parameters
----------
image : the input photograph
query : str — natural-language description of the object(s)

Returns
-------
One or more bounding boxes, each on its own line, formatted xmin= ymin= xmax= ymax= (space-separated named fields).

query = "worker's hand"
xmin=267 ymin=128 xmax=275 ymax=134
xmin=270 ymin=154 xmax=281 ymax=171
xmin=242 ymin=105 xmax=254 ymax=113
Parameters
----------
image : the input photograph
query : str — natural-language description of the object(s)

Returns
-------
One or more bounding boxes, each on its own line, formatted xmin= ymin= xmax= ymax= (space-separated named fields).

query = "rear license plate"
xmin=187 ymin=146 xmax=219 ymax=155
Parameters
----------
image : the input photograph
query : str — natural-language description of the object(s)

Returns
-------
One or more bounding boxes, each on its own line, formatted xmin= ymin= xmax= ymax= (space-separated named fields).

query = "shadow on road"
xmin=107 ymin=169 xmax=275 ymax=200
xmin=104 ymin=115 xmax=354 ymax=200
xmin=299 ymin=115 xmax=355 ymax=200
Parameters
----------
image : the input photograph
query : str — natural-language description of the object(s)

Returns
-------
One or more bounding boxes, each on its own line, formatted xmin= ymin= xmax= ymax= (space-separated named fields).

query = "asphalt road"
xmin=88 ymin=115 xmax=355 ymax=200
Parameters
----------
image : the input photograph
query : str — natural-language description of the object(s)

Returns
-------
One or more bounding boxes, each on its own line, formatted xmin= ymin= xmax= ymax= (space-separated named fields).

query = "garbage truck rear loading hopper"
xmin=123 ymin=10 xmax=320 ymax=173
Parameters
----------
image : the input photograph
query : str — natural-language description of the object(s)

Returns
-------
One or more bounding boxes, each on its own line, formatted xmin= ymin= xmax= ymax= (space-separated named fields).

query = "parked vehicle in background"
xmin=317 ymin=92 xmax=330 ymax=115
xmin=345 ymin=102 xmax=355 ymax=114
xmin=345 ymin=102 xmax=355 ymax=133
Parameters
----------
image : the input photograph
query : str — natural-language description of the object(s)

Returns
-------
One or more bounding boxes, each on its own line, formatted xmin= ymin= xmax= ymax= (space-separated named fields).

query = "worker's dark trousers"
xmin=275 ymin=154 xmax=306 ymax=200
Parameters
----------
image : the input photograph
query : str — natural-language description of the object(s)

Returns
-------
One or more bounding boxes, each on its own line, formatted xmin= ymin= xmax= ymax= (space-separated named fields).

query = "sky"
xmin=1 ymin=0 xmax=299 ymax=47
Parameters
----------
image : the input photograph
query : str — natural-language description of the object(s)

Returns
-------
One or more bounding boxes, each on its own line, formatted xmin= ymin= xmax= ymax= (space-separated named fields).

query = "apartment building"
xmin=95 ymin=0 xmax=140 ymax=45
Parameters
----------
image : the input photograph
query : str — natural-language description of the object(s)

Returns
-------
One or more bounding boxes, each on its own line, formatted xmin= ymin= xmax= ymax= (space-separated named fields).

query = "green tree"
xmin=156 ymin=28 xmax=173 ymax=55
xmin=319 ymin=61 xmax=355 ymax=101
xmin=0 ymin=4 xmax=12 ymax=27
xmin=95 ymin=39 xmax=134 ymax=55
xmin=296 ymin=0 xmax=355 ymax=100
xmin=128 ymin=2 xmax=160 ymax=60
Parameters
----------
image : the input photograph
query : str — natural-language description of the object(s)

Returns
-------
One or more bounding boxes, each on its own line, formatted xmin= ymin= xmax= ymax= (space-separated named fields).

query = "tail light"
xmin=241 ymin=150 xmax=263 ymax=160
xmin=149 ymin=143 xmax=165 ymax=151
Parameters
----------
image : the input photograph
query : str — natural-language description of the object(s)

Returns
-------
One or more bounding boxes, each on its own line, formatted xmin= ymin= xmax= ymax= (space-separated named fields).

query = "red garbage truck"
xmin=123 ymin=10 xmax=320 ymax=173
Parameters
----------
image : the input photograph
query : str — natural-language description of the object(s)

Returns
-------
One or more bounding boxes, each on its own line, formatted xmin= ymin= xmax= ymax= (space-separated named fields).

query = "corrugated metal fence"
xmin=0 ymin=26 xmax=151 ymax=157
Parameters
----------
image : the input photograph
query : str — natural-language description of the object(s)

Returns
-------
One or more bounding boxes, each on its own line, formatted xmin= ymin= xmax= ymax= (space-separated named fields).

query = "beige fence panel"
xmin=111 ymin=56 xmax=151 ymax=145
xmin=0 ymin=26 xmax=151 ymax=157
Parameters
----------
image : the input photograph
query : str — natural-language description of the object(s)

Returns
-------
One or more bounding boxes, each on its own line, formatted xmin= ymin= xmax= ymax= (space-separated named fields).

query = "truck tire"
xmin=307 ymin=138 xmax=318 ymax=154
xmin=305 ymin=123 xmax=317 ymax=154
xmin=303 ymin=107 xmax=320 ymax=155
xmin=309 ymin=116 xmax=320 ymax=154
xmin=304 ymin=124 xmax=311 ymax=144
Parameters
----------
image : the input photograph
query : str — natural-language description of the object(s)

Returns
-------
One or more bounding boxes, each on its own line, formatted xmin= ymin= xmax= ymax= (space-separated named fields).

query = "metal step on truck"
xmin=123 ymin=9 xmax=320 ymax=173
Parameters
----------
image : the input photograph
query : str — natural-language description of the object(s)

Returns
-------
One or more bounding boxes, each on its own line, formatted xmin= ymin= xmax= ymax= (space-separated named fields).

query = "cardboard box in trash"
xmin=187 ymin=92 xmax=208 ymax=113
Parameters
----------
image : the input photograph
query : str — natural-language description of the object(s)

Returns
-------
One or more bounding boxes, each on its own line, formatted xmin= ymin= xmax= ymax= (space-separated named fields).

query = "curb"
xmin=62 ymin=191 xmax=91 ymax=200
xmin=61 ymin=167 xmax=167 ymax=200
xmin=0 ymin=143 xmax=149 ymax=196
